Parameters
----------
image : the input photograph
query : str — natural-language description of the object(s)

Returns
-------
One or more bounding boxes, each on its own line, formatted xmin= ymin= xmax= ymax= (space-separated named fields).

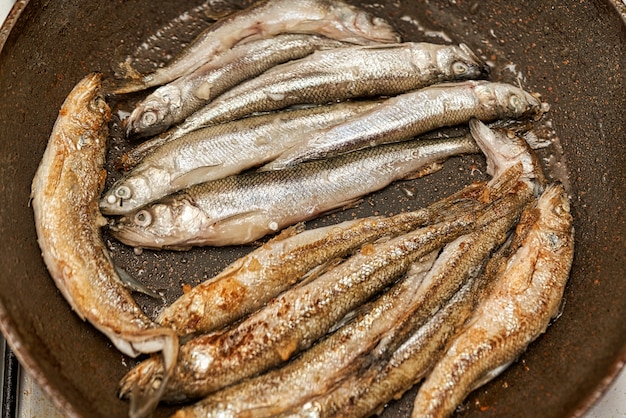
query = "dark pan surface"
xmin=0 ymin=1 xmax=625 ymax=417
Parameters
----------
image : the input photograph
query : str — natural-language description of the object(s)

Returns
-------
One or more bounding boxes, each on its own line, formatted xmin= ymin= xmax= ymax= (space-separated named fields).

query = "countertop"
xmin=0 ymin=0 xmax=624 ymax=417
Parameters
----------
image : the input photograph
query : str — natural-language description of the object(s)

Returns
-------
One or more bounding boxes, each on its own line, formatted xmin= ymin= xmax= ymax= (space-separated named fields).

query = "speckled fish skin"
xmin=117 ymin=206 xmax=486 ymax=404
xmin=29 ymin=73 xmax=178 ymax=418
xmin=108 ymin=135 xmax=480 ymax=249
xmin=102 ymin=101 xmax=382 ymax=215
xmin=169 ymin=252 xmax=439 ymax=418
xmin=136 ymin=41 xmax=488 ymax=152
xmin=112 ymin=0 xmax=401 ymax=93
xmin=125 ymin=34 xmax=348 ymax=139
xmin=411 ymin=183 xmax=574 ymax=418
xmin=285 ymin=192 xmax=529 ymax=418
xmin=156 ymin=178 xmax=504 ymax=338
xmin=265 ymin=80 xmax=546 ymax=170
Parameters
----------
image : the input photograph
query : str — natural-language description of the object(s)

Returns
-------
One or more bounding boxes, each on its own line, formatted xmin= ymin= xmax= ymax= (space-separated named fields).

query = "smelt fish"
xmin=30 ymin=73 xmax=178 ymax=418
xmin=169 ymin=251 xmax=439 ymax=418
xmin=266 ymin=80 xmax=547 ymax=170
xmin=103 ymin=101 xmax=381 ymax=214
xmin=125 ymin=34 xmax=348 ymax=138
xmin=118 ymin=208 xmax=485 ymax=404
xmin=112 ymin=0 xmax=401 ymax=93
xmin=156 ymin=178 xmax=503 ymax=337
xmin=411 ymin=183 xmax=574 ymax=418
xmin=109 ymin=135 xmax=480 ymax=249
xmin=133 ymin=42 xmax=487 ymax=156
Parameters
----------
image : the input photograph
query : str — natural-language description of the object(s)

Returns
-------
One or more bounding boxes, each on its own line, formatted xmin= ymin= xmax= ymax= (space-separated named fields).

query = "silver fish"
xmin=109 ymin=135 xmax=480 ymax=249
xmin=112 ymin=0 xmax=401 ymax=93
xmin=118 ymin=205 xmax=485 ymax=405
xmin=125 ymin=34 xmax=348 ymax=138
xmin=266 ymin=80 xmax=547 ymax=170
xmin=137 ymin=42 xmax=488 ymax=152
xmin=411 ymin=182 xmax=574 ymax=418
xmin=102 ymin=101 xmax=381 ymax=215
xmin=168 ymin=251 xmax=439 ymax=418
xmin=156 ymin=176 xmax=507 ymax=337
xmin=29 ymin=73 xmax=178 ymax=418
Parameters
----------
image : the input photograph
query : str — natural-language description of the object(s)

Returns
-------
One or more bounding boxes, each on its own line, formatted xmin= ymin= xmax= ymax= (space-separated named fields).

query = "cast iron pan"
xmin=0 ymin=1 xmax=625 ymax=417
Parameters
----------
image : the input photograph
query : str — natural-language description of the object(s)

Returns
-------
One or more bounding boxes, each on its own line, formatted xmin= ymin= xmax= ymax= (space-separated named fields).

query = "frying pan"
xmin=0 ymin=1 xmax=625 ymax=417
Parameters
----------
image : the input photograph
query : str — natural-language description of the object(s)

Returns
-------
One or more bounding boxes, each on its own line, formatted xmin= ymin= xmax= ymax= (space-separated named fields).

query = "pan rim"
xmin=0 ymin=1 xmax=625 ymax=417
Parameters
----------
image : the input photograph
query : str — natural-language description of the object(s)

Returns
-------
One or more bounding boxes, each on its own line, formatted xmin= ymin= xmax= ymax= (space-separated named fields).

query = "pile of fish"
xmin=30 ymin=1 xmax=574 ymax=418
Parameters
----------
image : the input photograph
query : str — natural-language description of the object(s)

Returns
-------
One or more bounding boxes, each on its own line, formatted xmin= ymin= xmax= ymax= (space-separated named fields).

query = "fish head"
xmin=476 ymin=81 xmax=547 ymax=121
xmin=535 ymin=183 xmax=574 ymax=237
xmin=109 ymin=197 xmax=210 ymax=250
xmin=125 ymin=85 xmax=182 ymax=138
xmin=59 ymin=73 xmax=111 ymax=148
xmin=100 ymin=167 xmax=171 ymax=215
xmin=305 ymin=0 xmax=401 ymax=44
xmin=433 ymin=43 xmax=490 ymax=81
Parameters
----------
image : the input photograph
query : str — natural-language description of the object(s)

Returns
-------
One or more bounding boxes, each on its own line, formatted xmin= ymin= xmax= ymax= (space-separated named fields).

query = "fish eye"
xmin=115 ymin=185 xmax=132 ymax=199
xmin=508 ymin=94 xmax=523 ymax=111
xmin=141 ymin=111 xmax=159 ymax=127
xmin=452 ymin=61 xmax=469 ymax=75
xmin=134 ymin=210 xmax=152 ymax=227
xmin=90 ymin=96 xmax=107 ymax=112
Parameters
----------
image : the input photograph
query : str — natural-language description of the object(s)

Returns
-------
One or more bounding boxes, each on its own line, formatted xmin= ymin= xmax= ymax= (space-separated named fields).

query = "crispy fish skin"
xmin=140 ymin=42 xmax=487 ymax=150
xmin=30 ymin=73 xmax=178 ymax=418
xmin=125 ymin=34 xmax=348 ymax=138
xmin=108 ymin=135 xmax=480 ymax=249
xmin=118 ymin=208 xmax=485 ymax=404
xmin=169 ymin=252 xmax=439 ymax=418
xmin=113 ymin=0 xmax=401 ymax=93
xmin=411 ymin=183 xmax=574 ymax=418
xmin=103 ymin=101 xmax=382 ymax=215
xmin=156 ymin=178 xmax=503 ymax=337
xmin=266 ymin=80 xmax=546 ymax=170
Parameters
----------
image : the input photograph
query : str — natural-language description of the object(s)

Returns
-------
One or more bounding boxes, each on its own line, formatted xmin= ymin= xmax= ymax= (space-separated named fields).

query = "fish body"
xmin=156 ymin=178 xmax=502 ymax=337
xmin=125 ymin=34 xmax=348 ymax=138
xmin=170 ymin=252 xmax=439 ymax=418
xmin=118 ymin=208 xmax=485 ymax=404
xmin=266 ymin=80 xmax=545 ymax=170
xmin=411 ymin=183 xmax=574 ymax=418
xmin=109 ymin=135 xmax=480 ymax=249
xmin=103 ymin=101 xmax=381 ymax=214
xmin=139 ymin=41 xmax=488 ymax=151
xmin=30 ymin=73 xmax=178 ymax=418
xmin=113 ymin=0 xmax=401 ymax=93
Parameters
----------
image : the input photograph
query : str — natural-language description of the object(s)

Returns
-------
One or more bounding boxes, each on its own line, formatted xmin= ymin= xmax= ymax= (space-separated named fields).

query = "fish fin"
xmin=115 ymin=265 xmax=164 ymax=301
xmin=267 ymin=222 xmax=307 ymax=243
xmin=401 ymin=161 xmax=444 ymax=180
xmin=170 ymin=163 xmax=224 ymax=189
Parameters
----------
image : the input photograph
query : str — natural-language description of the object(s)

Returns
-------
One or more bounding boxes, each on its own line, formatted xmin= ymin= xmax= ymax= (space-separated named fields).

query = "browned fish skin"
xmin=286 ymin=217 xmax=522 ymax=418
xmin=170 ymin=252 xmax=438 ymax=418
xmin=155 ymin=178 xmax=504 ymax=337
xmin=118 ymin=208 xmax=485 ymax=404
xmin=411 ymin=183 xmax=574 ymax=418
xmin=30 ymin=73 xmax=179 ymax=418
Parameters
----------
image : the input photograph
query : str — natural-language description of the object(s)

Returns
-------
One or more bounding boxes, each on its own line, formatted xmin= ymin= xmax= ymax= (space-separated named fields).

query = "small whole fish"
xmin=103 ymin=101 xmax=382 ymax=215
xmin=118 ymin=206 xmax=484 ymax=405
xmin=112 ymin=0 xmax=401 ymax=93
xmin=169 ymin=251 xmax=440 ymax=418
xmin=125 ymin=34 xmax=348 ymax=138
xmin=156 ymin=177 xmax=505 ymax=337
xmin=29 ymin=73 xmax=178 ymax=418
xmin=108 ymin=135 xmax=480 ymax=249
xmin=133 ymin=42 xmax=487 ymax=155
xmin=265 ymin=80 xmax=547 ymax=170
xmin=410 ymin=182 xmax=574 ymax=418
